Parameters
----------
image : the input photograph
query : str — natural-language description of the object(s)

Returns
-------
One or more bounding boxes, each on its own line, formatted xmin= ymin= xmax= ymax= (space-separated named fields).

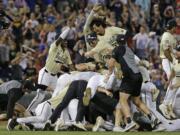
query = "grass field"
xmin=0 ymin=121 xmax=180 ymax=135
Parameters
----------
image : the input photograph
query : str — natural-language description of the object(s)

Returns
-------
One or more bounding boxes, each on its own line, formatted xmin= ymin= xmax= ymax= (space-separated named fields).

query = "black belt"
xmin=45 ymin=69 xmax=56 ymax=76
xmin=144 ymin=81 xmax=149 ymax=83
xmin=47 ymin=101 xmax=54 ymax=112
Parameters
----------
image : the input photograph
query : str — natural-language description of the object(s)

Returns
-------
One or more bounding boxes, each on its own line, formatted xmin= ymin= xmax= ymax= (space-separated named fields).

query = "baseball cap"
xmin=175 ymin=45 xmax=180 ymax=51
xmin=166 ymin=19 xmax=177 ymax=30
xmin=87 ymin=32 xmax=97 ymax=42
xmin=116 ymin=34 xmax=126 ymax=43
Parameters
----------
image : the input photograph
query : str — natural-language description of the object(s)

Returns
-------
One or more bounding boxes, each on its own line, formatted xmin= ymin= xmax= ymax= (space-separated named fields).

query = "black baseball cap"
xmin=175 ymin=45 xmax=180 ymax=51
xmin=166 ymin=19 xmax=177 ymax=30
xmin=87 ymin=32 xmax=97 ymax=42
xmin=116 ymin=34 xmax=127 ymax=45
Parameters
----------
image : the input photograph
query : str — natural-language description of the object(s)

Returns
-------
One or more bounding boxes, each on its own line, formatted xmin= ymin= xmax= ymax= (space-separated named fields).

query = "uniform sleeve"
xmin=83 ymin=10 xmax=95 ymax=35
xmin=84 ymin=10 xmax=95 ymax=51
xmin=91 ymin=41 xmax=107 ymax=53
xmin=110 ymin=27 xmax=127 ymax=35
xmin=134 ymin=55 xmax=140 ymax=65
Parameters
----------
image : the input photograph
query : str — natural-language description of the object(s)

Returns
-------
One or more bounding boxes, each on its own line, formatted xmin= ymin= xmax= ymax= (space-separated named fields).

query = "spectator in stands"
xmin=133 ymin=25 xmax=149 ymax=59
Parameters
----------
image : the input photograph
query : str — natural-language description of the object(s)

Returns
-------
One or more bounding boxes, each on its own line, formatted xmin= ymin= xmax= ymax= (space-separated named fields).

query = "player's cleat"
xmin=113 ymin=126 xmax=124 ymax=132
xmin=73 ymin=122 xmax=87 ymax=131
xmin=83 ymin=88 xmax=91 ymax=106
xmin=152 ymin=89 xmax=160 ymax=102
xmin=7 ymin=118 xmax=18 ymax=131
xmin=43 ymin=120 xmax=55 ymax=131
xmin=92 ymin=116 xmax=105 ymax=132
xmin=123 ymin=121 xmax=136 ymax=132
xmin=159 ymin=104 xmax=171 ymax=119
xmin=55 ymin=118 xmax=65 ymax=131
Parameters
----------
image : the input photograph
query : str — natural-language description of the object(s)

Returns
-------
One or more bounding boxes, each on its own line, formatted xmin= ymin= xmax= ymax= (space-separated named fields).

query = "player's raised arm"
xmin=55 ymin=27 xmax=70 ymax=46
xmin=84 ymin=5 xmax=105 ymax=50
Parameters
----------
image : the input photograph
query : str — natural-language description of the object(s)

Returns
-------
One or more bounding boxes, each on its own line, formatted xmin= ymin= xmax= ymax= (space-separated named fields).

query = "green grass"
xmin=0 ymin=123 xmax=180 ymax=135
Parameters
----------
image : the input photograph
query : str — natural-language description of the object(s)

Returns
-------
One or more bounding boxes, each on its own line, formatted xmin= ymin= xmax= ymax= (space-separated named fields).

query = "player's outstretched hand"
xmin=93 ymin=4 xmax=102 ymax=13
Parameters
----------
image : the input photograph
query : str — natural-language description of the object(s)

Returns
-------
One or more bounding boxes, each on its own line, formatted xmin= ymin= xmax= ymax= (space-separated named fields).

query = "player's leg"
xmin=172 ymin=87 xmax=180 ymax=117
xmin=83 ymin=74 xmax=102 ymax=106
xmin=26 ymin=68 xmax=49 ymax=113
xmin=55 ymin=99 xmax=79 ymax=131
xmin=75 ymin=80 xmax=89 ymax=122
xmin=49 ymin=75 xmax=58 ymax=91
xmin=132 ymin=74 xmax=158 ymax=128
xmin=7 ymin=101 xmax=52 ymax=130
xmin=163 ymin=89 xmax=177 ymax=119
xmin=162 ymin=59 xmax=172 ymax=79
xmin=47 ymin=81 xmax=79 ymax=125
xmin=17 ymin=102 xmax=52 ymax=124
xmin=132 ymin=95 xmax=159 ymax=127
xmin=160 ymin=78 xmax=177 ymax=119
xmin=141 ymin=82 xmax=160 ymax=102
xmin=119 ymin=92 xmax=136 ymax=131
xmin=160 ymin=59 xmax=172 ymax=118
xmin=68 ymin=99 xmax=78 ymax=121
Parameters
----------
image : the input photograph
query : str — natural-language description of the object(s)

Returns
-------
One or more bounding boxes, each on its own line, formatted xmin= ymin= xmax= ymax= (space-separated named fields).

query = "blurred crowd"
xmin=0 ymin=0 xmax=179 ymax=107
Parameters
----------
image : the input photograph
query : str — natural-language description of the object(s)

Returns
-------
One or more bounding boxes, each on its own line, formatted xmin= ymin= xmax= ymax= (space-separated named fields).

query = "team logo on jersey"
xmin=55 ymin=51 xmax=67 ymax=64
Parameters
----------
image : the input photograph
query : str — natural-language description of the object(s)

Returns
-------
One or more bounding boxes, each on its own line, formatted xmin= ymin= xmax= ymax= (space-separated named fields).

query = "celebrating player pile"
xmin=0 ymin=1 xmax=179 ymax=133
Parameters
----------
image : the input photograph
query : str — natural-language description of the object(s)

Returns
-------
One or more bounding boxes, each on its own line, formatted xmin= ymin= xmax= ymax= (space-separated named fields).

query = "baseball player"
xmin=0 ymin=80 xmax=35 ymax=119
xmin=6 ymin=84 xmax=79 ymax=131
xmin=26 ymin=27 xmax=72 ymax=113
xmin=44 ymin=69 xmax=123 ymax=130
xmin=52 ymin=71 xmax=99 ymax=97
xmin=109 ymin=34 xmax=158 ymax=131
xmin=75 ymin=70 xmax=124 ymax=131
xmin=83 ymin=5 xmax=126 ymax=64
xmin=161 ymin=45 xmax=180 ymax=119
xmin=159 ymin=19 xmax=178 ymax=118
xmin=82 ymin=71 xmax=119 ymax=106
xmin=43 ymin=80 xmax=89 ymax=131
xmin=7 ymin=71 xmax=99 ymax=131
